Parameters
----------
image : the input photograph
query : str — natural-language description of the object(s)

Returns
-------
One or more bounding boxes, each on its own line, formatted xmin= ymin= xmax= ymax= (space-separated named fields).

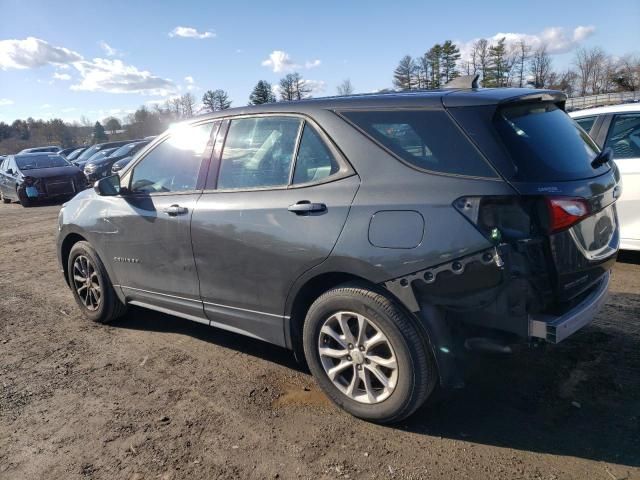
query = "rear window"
xmin=495 ymin=103 xmax=606 ymax=181
xmin=341 ymin=110 xmax=496 ymax=177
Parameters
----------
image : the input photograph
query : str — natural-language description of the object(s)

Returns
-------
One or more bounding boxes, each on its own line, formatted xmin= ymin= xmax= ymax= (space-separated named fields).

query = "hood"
xmin=20 ymin=165 xmax=82 ymax=179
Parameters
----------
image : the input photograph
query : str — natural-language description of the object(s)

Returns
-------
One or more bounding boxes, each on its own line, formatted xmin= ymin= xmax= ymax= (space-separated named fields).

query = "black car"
xmin=110 ymin=155 xmax=133 ymax=174
xmin=0 ymin=153 xmax=85 ymax=206
xmin=66 ymin=147 xmax=88 ymax=162
xmin=72 ymin=141 xmax=132 ymax=170
xmin=59 ymin=146 xmax=81 ymax=157
xmin=18 ymin=146 xmax=62 ymax=154
xmin=57 ymin=80 xmax=619 ymax=423
xmin=84 ymin=140 xmax=150 ymax=182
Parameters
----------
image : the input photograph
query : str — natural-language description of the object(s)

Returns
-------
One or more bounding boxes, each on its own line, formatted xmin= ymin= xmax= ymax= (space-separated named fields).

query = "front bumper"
xmin=529 ymin=270 xmax=610 ymax=343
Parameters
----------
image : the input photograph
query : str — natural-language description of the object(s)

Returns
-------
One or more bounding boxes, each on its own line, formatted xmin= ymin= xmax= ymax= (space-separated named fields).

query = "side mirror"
xmin=94 ymin=174 xmax=121 ymax=196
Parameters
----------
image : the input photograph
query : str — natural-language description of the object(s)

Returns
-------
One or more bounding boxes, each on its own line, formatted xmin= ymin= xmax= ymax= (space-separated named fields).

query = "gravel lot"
xmin=0 ymin=201 xmax=639 ymax=480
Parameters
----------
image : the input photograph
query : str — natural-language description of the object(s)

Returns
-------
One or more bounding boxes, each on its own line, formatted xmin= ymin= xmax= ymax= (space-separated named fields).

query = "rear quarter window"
xmin=340 ymin=110 xmax=497 ymax=178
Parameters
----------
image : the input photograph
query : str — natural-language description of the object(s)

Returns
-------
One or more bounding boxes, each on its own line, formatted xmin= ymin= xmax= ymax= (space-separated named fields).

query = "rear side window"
xmin=574 ymin=116 xmax=597 ymax=133
xmin=218 ymin=116 xmax=301 ymax=189
xmin=604 ymin=114 xmax=640 ymax=159
xmin=341 ymin=110 xmax=496 ymax=177
xmin=292 ymin=124 xmax=340 ymax=184
xmin=495 ymin=102 xmax=606 ymax=181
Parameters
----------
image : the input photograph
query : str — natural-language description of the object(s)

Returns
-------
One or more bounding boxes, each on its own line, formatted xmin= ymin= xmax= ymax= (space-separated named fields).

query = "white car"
xmin=570 ymin=103 xmax=640 ymax=251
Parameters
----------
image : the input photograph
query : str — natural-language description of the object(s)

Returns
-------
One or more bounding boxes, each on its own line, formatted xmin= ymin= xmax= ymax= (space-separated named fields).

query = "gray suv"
xmin=57 ymin=84 xmax=620 ymax=423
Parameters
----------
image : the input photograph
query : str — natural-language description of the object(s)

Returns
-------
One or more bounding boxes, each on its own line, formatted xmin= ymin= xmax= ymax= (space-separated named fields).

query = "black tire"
xmin=67 ymin=241 xmax=127 ymax=323
xmin=17 ymin=188 xmax=31 ymax=207
xmin=303 ymin=283 xmax=437 ymax=424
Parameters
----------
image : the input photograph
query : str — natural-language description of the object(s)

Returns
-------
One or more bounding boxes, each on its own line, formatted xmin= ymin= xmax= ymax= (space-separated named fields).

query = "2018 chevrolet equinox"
xmin=57 ymin=79 xmax=620 ymax=423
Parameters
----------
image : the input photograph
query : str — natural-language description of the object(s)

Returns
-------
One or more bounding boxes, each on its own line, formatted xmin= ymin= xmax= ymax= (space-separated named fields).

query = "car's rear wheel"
xmin=303 ymin=283 xmax=437 ymax=424
xmin=67 ymin=241 xmax=127 ymax=323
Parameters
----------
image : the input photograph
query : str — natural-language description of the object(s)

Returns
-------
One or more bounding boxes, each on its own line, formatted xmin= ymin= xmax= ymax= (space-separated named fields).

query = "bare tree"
xmin=279 ymin=73 xmax=310 ymax=101
xmin=180 ymin=93 xmax=196 ymax=118
xmin=336 ymin=78 xmax=355 ymax=96
xmin=471 ymin=39 xmax=490 ymax=82
xmin=514 ymin=40 xmax=531 ymax=88
xmin=202 ymin=89 xmax=232 ymax=112
xmin=613 ymin=55 xmax=640 ymax=91
xmin=574 ymin=47 xmax=607 ymax=96
xmin=393 ymin=55 xmax=417 ymax=90
xmin=529 ymin=45 xmax=553 ymax=88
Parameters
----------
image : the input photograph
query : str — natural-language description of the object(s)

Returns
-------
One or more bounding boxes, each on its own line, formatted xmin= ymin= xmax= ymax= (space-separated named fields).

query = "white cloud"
xmin=53 ymin=72 xmax=71 ymax=81
xmin=305 ymin=79 xmax=326 ymax=95
xmin=0 ymin=37 xmax=83 ymax=70
xmin=41 ymin=103 xmax=52 ymax=109
xmin=261 ymin=50 xmax=322 ymax=73
xmin=184 ymin=76 xmax=194 ymax=84
xmin=169 ymin=26 xmax=215 ymax=39
xmin=71 ymin=58 xmax=177 ymax=96
xmin=0 ymin=98 xmax=14 ymax=106
xmin=99 ymin=41 xmax=120 ymax=57
xmin=458 ymin=25 xmax=596 ymax=61
xmin=305 ymin=59 xmax=321 ymax=69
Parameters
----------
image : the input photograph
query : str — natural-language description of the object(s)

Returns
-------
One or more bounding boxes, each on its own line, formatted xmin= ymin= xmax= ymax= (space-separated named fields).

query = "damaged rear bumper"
xmin=529 ymin=270 xmax=610 ymax=343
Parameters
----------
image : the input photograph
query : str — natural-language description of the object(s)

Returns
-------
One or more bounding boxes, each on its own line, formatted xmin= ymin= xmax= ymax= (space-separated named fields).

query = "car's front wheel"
xmin=67 ymin=241 xmax=127 ymax=323
xmin=16 ymin=188 xmax=31 ymax=207
xmin=303 ymin=284 xmax=437 ymax=424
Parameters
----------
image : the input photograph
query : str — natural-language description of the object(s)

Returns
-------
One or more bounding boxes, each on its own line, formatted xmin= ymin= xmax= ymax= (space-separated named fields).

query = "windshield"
xmin=66 ymin=148 xmax=85 ymax=161
xmin=495 ymin=102 xmax=607 ymax=181
xmin=110 ymin=143 xmax=136 ymax=157
xmin=88 ymin=149 xmax=115 ymax=162
xmin=16 ymin=154 xmax=70 ymax=170
xmin=77 ymin=145 xmax=100 ymax=161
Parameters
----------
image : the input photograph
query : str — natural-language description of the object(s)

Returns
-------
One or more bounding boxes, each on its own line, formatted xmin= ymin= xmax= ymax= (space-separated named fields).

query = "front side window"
xmin=292 ymin=124 xmax=340 ymax=184
xmin=218 ymin=116 xmax=301 ymax=189
xmin=604 ymin=114 xmax=640 ymax=160
xmin=130 ymin=122 xmax=214 ymax=193
xmin=574 ymin=116 xmax=597 ymax=133
xmin=341 ymin=109 xmax=496 ymax=177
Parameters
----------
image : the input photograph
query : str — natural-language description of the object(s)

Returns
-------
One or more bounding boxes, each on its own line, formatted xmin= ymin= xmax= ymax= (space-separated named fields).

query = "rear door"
xmin=602 ymin=113 xmax=640 ymax=249
xmin=191 ymin=115 xmax=359 ymax=346
xmin=99 ymin=121 xmax=217 ymax=320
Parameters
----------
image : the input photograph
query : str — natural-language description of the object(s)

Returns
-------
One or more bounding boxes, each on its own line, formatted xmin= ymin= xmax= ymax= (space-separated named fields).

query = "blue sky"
xmin=0 ymin=0 xmax=638 ymax=123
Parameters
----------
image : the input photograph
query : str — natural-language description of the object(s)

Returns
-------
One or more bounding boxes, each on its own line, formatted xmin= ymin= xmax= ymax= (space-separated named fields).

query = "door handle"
xmin=163 ymin=204 xmax=188 ymax=216
xmin=287 ymin=200 xmax=327 ymax=215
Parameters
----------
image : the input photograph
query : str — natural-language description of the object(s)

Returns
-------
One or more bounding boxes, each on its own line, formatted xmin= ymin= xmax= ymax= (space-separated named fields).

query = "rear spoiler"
xmin=498 ymin=92 xmax=567 ymax=111
xmin=442 ymin=88 xmax=567 ymax=110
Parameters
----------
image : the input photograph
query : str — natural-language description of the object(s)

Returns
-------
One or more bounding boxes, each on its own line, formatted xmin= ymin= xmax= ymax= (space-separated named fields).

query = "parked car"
xmin=72 ymin=141 xmax=131 ymax=170
xmin=82 ymin=148 xmax=120 ymax=182
xmin=59 ymin=146 xmax=81 ymax=157
xmin=111 ymin=155 xmax=134 ymax=174
xmin=57 ymin=84 xmax=619 ymax=423
xmin=65 ymin=147 xmax=88 ymax=162
xmin=84 ymin=140 xmax=150 ymax=182
xmin=570 ymin=104 xmax=640 ymax=251
xmin=0 ymin=153 xmax=85 ymax=206
xmin=18 ymin=146 xmax=62 ymax=154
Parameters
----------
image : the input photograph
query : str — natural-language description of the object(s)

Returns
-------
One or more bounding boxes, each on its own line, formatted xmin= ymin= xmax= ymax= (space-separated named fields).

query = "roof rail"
xmin=443 ymin=73 xmax=481 ymax=90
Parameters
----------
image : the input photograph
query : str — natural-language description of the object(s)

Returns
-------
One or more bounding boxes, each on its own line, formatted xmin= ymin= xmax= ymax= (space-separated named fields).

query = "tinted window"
xmin=574 ymin=116 xmax=597 ymax=133
xmin=604 ymin=114 xmax=640 ymax=159
xmin=67 ymin=148 xmax=85 ymax=161
xmin=130 ymin=122 xmax=214 ymax=193
xmin=218 ymin=116 xmax=301 ymax=189
xmin=495 ymin=102 xmax=606 ymax=181
xmin=77 ymin=145 xmax=100 ymax=162
xmin=292 ymin=124 xmax=340 ymax=184
xmin=341 ymin=110 xmax=495 ymax=177
xmin=15 ymin=154 xmax=69 ymax=170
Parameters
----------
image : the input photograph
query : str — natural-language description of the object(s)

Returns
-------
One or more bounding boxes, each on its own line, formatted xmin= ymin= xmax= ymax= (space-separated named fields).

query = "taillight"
xmin=545 ymin=197 xmax=590 ymax=233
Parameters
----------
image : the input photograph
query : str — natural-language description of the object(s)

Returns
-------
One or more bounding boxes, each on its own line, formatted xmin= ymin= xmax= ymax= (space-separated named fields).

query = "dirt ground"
xmin=0 ymin=201 xmax=638 ymax=480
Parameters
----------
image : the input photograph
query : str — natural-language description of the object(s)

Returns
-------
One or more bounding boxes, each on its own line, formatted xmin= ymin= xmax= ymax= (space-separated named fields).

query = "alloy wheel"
xmin=318 ymin=311 xmax=398 ymax=404
xmin=72 ymin=255 xmax=101 ymax=311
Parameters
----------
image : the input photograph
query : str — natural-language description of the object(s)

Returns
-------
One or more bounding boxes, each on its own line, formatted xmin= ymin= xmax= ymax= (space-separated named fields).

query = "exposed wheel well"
xmin=288 ymin=272 xmax=379 ymax=362
xmin=60 ymin=233 xmax=87 ymax=286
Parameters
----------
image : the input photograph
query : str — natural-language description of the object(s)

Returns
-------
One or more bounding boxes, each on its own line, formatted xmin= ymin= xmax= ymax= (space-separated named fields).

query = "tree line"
xmin=393 ymin=39 xmax=640 ymax=96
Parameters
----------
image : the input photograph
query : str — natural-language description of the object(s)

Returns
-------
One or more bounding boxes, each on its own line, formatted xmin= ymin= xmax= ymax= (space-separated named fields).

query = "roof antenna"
xmin=443 ymin=73 xmax=481 ymax=89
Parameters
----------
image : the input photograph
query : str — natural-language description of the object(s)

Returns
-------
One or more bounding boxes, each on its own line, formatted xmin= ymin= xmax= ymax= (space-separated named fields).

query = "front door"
xmin=191 ymin=115 xmax=359 ymax=345
xmin=101 ymin=121 xmax=217 ymax=320
xmin=603 ymin=113 xmax=640 ymax=249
